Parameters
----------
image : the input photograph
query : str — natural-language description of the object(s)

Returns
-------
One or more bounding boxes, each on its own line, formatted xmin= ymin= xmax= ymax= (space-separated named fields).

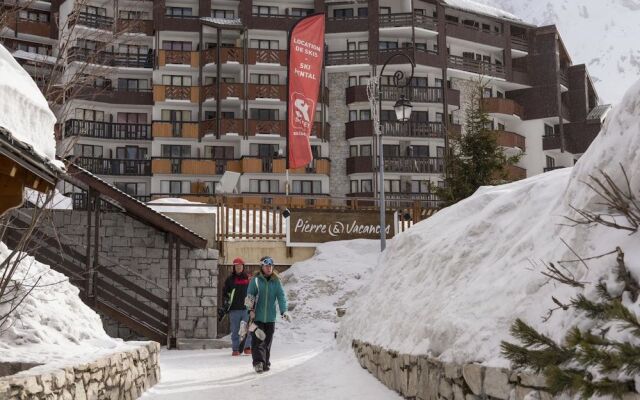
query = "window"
xmin=249 ymin=179 xmax=279 ymax=193
xmin=291 ymin=8 xmax=314 ymax=16
xmin=360 ymin=145 xmax=372 ymax=157
xmin=204 ymin=76 xmax=236 ymax=85
xmin=250 ymin=109 xmax=278 ymax=120
xmin=75 ymin=109 xmax=104 ymax=121
xmin=77 ymin=39 xmax=107 ymax=51
xmin=412 ymin=145 xmax=430 ymax=157
xmin=205 ymin=146 xmax=234 ymax=159
xmin=162 ymin=41 xmax=192 ymax=51
xmin=74 ymin=144 xmax=103 ymax=158
xmin=358 ymin=7 xmax=368 ymax=17
xmin=462 ymin=51 xmax=475 ymax=60
xmin=384 ymin=180 xmax=401 ymax=193
xmin=212 ymin=9 xmax=235 ymax=19
xmin=361 ymin=180 xmax=373 ymax=192
xmin=292 ymin=180 xmax=322 ymax=194
xmin=482 ymin=55 xmax=491 ymax=63
xmin=412 ymin=77 xmax=428 ymax=87
xmin=435 ymin=112 xmax=444 ymax=122
xmin=19 ymin=10 xmax=49 ymax=22
xmin=250 ymin=74 xmax=279 ymax=85
xmin=250 ymin=143 xmax=279 ymax=157
xmin=348 ymin=76 xmax=358 ymax=87
xmin=161 ymin=110 xmax=191 ymax=122
xmin=546 ymin=156 xmax=555 ymax=168
xmin=161 ymin=145 xmax=191 ymax=158
xmin=544 ymin=124 xmax=555 ymax=137
xmin=436 ymin=146 xmax=445 ymax=158
xmin=204 ymin=111 xmax=234 ymax=120
xmin=350 ymin=145 xmax=358 ymax=157
xmin=119 ymin=44 xmax=148 ymax=54
xmin=115 ymin=182 xmax=146 ymax=197
xmin=411 ymin=180 xmax=430 ymax=193
xmin=360 ymin=110 xmax=371 ymax=120
xmin=119 ymin=10 xmax=149 ymax=19
xmin=253 ymin=6 xmax=278 ymax=15
xmin=379 ymin=7 xmax=391 ymax=14
xmin=379 ymin=41 xmax=398 ymax=50
xmin=117 ymin=113 xmax=147 ymax=124
xmin=250 ymin=39 xmax=279 ymax=49
xmin=333 ymin=8 xmax=354 ymax=18
xmin=349 ymin=110 xmax=358 ymax=122
xmin=483 ymin=87 xmax=493 ymax=98
xmin=347 ymin=41 xmax=356 ymax=51
xmin=412 ymin=111 xmax=429 ymax=122
xmin=17 ymin=43 xmax=50 ymax=55
xmin=166 ymin=7 xmax=193 ymax=17
xmin=160 ymin=181 xmax=190 ymax=194
xmin=496 ymin=91 xmax=505 ymax=98
xmin=350 ymin=180 xmax=359 ymax=193
xmin=435 ymin=78 xmax=443 ymax=88
xmin=358 ymin=42 xmax=368 ymax=50
xmin=380 ymin=110 xmax=396 ymax=122
xmin=497 ymin=122 xmax=505 ymax=131
xmin=383 ymin=145 xmax=400 ymax=157
xmin=118 ymin=79 xmax=149 ymax=91
xmin=83 ymin=6 xmax=107 ymax=16
xmin=359 ymin=76 xmax=370 ymax=85
xmin=116 ymin=146 xmax=146 ymax=160
xmin=162 ymin=75 xmax=192 ymax=86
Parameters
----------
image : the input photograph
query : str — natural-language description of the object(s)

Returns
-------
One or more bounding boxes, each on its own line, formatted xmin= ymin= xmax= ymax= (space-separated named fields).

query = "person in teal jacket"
xmin=245 ymin=255 xmax=291 ymax=373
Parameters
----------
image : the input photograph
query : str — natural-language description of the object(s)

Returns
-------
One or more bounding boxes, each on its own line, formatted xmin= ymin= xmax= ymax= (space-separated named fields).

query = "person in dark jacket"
xmin=223 ymin=257 xmax=252 ymax=356
xmin=245 ymin=256 xmax=290 ymax=373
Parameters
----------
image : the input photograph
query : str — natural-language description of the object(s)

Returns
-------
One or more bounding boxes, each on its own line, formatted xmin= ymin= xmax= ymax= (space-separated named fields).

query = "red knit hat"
xmin=232 ymin=257 xmax=245 ymax=266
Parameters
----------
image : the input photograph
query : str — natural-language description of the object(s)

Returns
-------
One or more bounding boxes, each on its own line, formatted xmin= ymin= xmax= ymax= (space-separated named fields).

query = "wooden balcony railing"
xmin=346 ymin=156 xmax=373 ymax=174
xmin=448 ymin=55 xmax=505 ymax=78
xmin=151 ymin=158 xmax=228 ymax=175
xmin=201 ymin=47 xmax=244 ymax=65
xmin=495 ymin=130 xmax=526 ymax=151
xmin=152 ymin=121 xmax=199 ymax=139
xmin=158 ymin=50 xmax=199 ymax=67
xmin=379 ymin=12 xmax=437 ymax=30
xmin=116 ymin=19 xmax=153 ymax=35
xmin=153 ymin=85 xmax=199 ymax=103
xmin=384 ymin=157 xmax=444 ymax=174
xmin=345 ymin=120 xmax=446 ymax=139
xmin=202 ymin=83 xmax=243 ymax=100
xmin=326 ymin=50 xmax=369 ymax=66
xmin=72 ymin=11 xmax=113 ymax=30
xmin=510 ymin=35 xmax=528 ymax=51
xmin=200 ymin=119 xmax=245 ymax=137
xmin=247 ymin=48 xmax=287 ymax=65
xmin=67 ymin=47 xmax=153 ymax=68
xmin=481 ymin=97 xmax=524 ymax=119
xmin=326 ymin=15 xmax=369 ymax=33
xmin=247 ymin=120 xmax=286 ymax=136
xmin=505 ymin=164 xmax=527 ymax=180
xmin=445 ymin=20 xmax=504 ymax=47
xmin=65 ymin=120 xmax=151 ymax=140
xmin=75 ymin=157 xmax=151 ymax=176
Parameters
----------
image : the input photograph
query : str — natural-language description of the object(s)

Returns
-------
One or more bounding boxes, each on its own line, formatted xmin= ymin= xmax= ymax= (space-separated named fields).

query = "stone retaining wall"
xmin=353 ymin=339 xmax=555 ymax=400
xmin=0 ymin=342 xmax=160 ymax=400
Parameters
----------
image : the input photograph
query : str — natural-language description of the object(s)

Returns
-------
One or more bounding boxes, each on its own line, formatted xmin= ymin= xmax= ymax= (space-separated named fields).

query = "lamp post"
xmin=377 ymin=54 xmax=415 ymax=252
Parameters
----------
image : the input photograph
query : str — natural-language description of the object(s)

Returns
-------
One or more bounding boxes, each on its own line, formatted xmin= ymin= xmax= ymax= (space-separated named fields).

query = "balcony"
xmin=379 ymin=12 xmax=437 ymax=31
xmin=71 ymin=12 xmax=113 ymax=30
xmin=542 ymin=121 xmax=602 ymax=154
xmin=248 ymin=84 xmax=287 ymax=100
xmin=559 ymin=70 xmax=569 ymax=87
xmin=346 ymin=156 xmax=373 ymax=174
xmin=151 ymin=158 xmax=228 ymax=175
xmin=481 ymin=97 xmax=524 ymax=119
xmin=348 ymin=192 xmax=442 ymax=208
xmin=65 ymin=120 xmax=151 ymax=140
xmin=495 ymin=130 xmax=526 ymax=151
xmin=347 ymin=85 xmax=451 ymax=104
xmin=160 ymin=15 xmax=201 ymax=32
xmin=448 ymin=55 xmax=505 ymax=78
xmin=152 ymin=122 xmax=199 ymax=139
xmin=385 ymin=157 xmax=444 ymax=173
xmin=247 ymin=48 xmax=287 ymax=65
xmin=505 ymin=165 xmax=527 ymax=180
xmin=72 ymin=86 xmax=153 ymax=105
xmin=326 ymin=50 xmax=369 ymax=66
xmin=116 ymin=19 xmax=154 ymax=36
xmin=201 ymin=47 xmax=244 ymax=65
xmin=326 ymin=15 xmax=369 ymax=33
xmin=153 ymin=85 xmax=199 ymax=103
xmin=250 ymin=13 xmax=300 ymax=31
xmin=67 ymin=47 xmax=154 ymax=68
xmin=158 ymin=50 xmax=198 ymax=67
xmin=510 ymin=35 xmax=528 ymax=52
xmin=202 ymin=83 xmax=242 ymax=101
xmin=75 ymin=158 xmax=151 ymax=176
xmin=445 ymin=20 xmax=504 ymax=48
xmin=200 ymin=119 xmax=245 ymax=137
xmin=345 ymin=120 xmax=445 ymax=139
xmin=247 ymin=120 xmax=286 ymax=136
xmin=16 ymin=18 xmax=51 ymax=37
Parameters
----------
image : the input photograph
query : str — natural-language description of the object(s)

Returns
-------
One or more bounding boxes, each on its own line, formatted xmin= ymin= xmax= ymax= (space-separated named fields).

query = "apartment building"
xmin=0 ymin=0 xmax=608 ymax=208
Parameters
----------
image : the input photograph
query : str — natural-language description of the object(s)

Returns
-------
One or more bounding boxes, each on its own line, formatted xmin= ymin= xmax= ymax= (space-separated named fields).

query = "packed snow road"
xmin=142 ymin=341 xmax=400 ymax=400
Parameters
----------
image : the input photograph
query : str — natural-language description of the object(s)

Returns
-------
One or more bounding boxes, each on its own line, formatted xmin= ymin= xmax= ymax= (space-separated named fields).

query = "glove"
xmin=282 ymin=312 xmax=292 ymax=322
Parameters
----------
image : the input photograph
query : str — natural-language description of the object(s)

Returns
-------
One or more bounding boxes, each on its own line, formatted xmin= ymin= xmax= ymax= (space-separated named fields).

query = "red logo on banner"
xmin=287 ymin=13 xmax=325 ymax=170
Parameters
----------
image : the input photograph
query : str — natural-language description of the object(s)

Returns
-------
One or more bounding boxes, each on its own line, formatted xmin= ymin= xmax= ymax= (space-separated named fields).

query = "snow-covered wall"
xmin=339 ymin=79 xmax=640 ymax=368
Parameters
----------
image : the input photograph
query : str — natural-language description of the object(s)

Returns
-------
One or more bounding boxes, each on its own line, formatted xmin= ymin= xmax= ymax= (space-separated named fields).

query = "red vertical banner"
xmin=287 ymin=13 xmax=325 ymax=170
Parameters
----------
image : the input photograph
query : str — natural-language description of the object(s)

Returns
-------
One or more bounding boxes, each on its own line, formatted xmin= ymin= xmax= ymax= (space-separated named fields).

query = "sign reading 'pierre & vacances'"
xmin=287 ymin=210 xmax=396 ymax=246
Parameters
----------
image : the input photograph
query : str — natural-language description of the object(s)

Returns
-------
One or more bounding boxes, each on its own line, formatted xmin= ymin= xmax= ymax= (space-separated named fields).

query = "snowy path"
xmin=142 ymin=341 xmax=400 ymax=400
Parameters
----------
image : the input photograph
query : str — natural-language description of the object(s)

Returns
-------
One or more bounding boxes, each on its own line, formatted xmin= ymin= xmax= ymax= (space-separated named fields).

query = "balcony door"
xmin=116 ymin=146 xmax=147 ymax=174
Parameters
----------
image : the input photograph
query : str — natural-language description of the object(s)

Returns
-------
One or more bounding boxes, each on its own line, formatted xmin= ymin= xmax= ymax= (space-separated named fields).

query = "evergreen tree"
xmin=437 ymin=79 xmax=521 ymax=207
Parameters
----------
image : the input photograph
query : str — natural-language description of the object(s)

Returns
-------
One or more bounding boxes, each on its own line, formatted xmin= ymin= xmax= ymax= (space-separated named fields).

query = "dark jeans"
xmin=252 ymin=321 xmax=275 ymax=367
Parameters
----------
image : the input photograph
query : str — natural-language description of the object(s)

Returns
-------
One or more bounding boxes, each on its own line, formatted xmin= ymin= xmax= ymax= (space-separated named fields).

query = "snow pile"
xmin=277 ymin=240 xmax=381 ymax=345
xmin=0 ymin=241 xmax=125 ymax=365
xmin=23 ymin=188 xmax=73 ymax=209
xmin=443 ymin=0 xmax=522 ymax=22
xmin=0 ymin=44 xmax=59 ymax=166
xmin=339 ymin=79 xmax=640 ymax=367
xmin=148 ymin=197 xmax=212 ymax=214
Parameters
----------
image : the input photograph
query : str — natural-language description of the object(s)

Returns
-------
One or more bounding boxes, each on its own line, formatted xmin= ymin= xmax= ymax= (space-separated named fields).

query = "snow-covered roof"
xmin=0 ymin=44 xmax=59 ymax=167
xmin=443 ymin=0 xmax=523 ymax=22
xmin=587 ymin=104 xmax=612 ymax=122
xmin=201 ymin=17 xmax=244 ymax=28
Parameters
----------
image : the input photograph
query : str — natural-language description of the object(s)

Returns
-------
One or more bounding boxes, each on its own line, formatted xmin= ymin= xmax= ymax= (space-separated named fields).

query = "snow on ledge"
xmin=0 ymin=44 xmax=58 ymax=165
xmin=443 ymin=0 xmax=522 ymax=22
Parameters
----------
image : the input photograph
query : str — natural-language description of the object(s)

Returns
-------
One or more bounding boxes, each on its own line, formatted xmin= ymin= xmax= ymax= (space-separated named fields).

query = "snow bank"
xmin=0 ymin=44 xmax=58 ymax=165
xmin=0 ymin=241 xmax=127 ymax=366
xmin=277 ymin=240 xmax=381 ymax=345
xmin=339 ymin=80 xmax=640 ymax=367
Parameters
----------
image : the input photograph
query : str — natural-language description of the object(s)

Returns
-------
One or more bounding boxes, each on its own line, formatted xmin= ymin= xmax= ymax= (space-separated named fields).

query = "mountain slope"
xmin=474 ymin=0 xmax=640 ymax=104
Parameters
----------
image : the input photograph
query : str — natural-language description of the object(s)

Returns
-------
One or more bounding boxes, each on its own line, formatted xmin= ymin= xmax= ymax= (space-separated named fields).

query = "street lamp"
xmin=376 ymin=54 xmax=415 ymax=252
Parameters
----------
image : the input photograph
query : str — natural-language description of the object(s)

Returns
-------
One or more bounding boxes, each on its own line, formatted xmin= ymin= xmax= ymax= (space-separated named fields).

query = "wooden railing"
xmin=65 ymin=119 xmax=151 ymax=140
xmin=448 ymin=55 xmax=505 ymax=77
xmin=385 ymin=157 xmax=444 ymax=173
xmin=481 ymin=97 xmax=524 ymax=118
xmin=379 ymin=12 xmax=437 ymax=30
xmin=75 ymin=157 xmax=151 ymax=176
xmin=72 ymin=11 xmax=113 ymax=30
xmin=495 ymin=130 xmax=526 ymax=151
xmin=326 ymin=50 xmax=369 ymax=66
xmin=67 ymin=47 xmax=153 ymax=68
